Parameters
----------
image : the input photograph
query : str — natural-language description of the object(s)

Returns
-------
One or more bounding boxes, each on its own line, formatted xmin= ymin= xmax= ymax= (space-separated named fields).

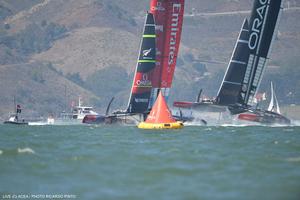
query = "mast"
xmin=78 ymin=96 xmax=82 ymax=107
xmin=126 ymin=13 xmax=156 ymax=114
xmin=13 ymin=96 xmax=16 ymax=115
xmin=149 ymin=0 xmax=185 ymax=103
xmin=216 ymin=19 xmax=250 ymax=106
xmin=64 ymin=84 xmax=67 ymax=112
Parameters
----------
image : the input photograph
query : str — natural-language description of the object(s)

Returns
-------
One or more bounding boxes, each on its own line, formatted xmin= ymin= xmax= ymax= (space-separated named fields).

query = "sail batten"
xmin=231 ymin=60 xmax=247 ymax=65
xmin=224 ymin=81 xmax=242 ymax=86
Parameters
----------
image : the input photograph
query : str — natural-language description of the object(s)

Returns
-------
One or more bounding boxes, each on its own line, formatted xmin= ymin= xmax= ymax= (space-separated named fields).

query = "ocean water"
xmin=0 ymin=125 xmax=300 ymax=200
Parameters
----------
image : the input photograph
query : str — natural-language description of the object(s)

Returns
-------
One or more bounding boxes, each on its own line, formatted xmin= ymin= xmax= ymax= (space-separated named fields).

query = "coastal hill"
xmin=0 ymin=0 xmax=299 ymax=120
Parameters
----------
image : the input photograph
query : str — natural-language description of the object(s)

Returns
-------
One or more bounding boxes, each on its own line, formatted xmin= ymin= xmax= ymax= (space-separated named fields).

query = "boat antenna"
xmin=13 ymin=96 xmax=16 ymax=114
xmin=78 ymin=96 xmax=82 ymax=107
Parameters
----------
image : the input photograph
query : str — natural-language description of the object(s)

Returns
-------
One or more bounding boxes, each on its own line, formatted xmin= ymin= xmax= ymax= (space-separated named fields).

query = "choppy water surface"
xmin=0 ymin=125 xmax=300 ymax=200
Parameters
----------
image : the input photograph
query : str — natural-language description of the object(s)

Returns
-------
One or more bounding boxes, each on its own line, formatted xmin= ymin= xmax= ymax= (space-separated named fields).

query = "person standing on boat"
xmin=16 ymin=105 xmax=21 ymax=114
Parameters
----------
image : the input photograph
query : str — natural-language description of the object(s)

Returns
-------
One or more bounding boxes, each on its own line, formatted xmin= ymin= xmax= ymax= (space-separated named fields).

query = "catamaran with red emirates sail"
xmin=83 ymin=0 xmax=185 ymax=125
xmin=173 ymin=0 xmax=290 ymax=125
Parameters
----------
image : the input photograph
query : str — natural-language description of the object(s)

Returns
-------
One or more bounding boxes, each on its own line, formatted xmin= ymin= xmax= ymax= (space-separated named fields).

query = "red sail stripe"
xmin=149 ymin=0 xmax=185 ymax=89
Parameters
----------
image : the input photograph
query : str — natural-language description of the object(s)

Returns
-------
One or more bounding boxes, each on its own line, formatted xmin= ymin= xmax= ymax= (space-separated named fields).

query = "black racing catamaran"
xmin=173 ymin=19 xmax=251 ymax=114
xmin=173 ymin=0 xmax=290 ymax=124
xmin=221 ymin=0 xmax=283 ymax=113
xmin=223 ymin=0 xmax=290 ymax=124
xmin=83 ymin=12 xmax=156 ymax=124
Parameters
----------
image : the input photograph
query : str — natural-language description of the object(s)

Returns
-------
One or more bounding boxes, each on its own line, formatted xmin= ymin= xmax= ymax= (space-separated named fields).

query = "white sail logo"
xmin=151 ymin=2 xmax=165 ymax=11
xmin=136 ymin=74 xmax=152 ymax=87
xmin=168 ymin=3 xmax=181 ymax=65
xmin=248 ymin=0 xmax=268 ymax=50
xmin=143 ymin=48 xmax=152 ymax=57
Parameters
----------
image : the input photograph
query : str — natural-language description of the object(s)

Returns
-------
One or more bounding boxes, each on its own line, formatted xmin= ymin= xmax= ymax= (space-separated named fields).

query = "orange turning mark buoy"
xmin=138 ymin=91 xmax=184 ymax=129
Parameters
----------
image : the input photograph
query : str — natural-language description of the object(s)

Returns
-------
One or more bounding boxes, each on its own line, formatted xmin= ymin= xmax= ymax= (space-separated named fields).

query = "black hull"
xmin=3 ymin=121 xmax=28 ymax=125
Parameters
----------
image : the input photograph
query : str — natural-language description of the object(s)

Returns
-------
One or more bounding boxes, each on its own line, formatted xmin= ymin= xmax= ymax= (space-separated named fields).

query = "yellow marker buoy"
xmin=138 ymin=91 xmax=184 ymax=129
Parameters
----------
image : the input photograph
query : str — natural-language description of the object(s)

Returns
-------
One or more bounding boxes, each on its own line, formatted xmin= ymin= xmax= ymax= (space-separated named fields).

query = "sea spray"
xmin=17 ymin=147 xmax=35 ymax=154
xmin=286 ymin=157 xmax=300 ymax=162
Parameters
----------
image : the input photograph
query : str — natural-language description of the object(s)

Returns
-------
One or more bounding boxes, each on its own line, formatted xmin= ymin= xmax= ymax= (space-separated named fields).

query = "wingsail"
xmin=126 ymin=13 xmax=156 ymax=114
xmin=241 ymin=0 xmax=282 ymax=106
xmin=216 ymin=19 xmax=250 ymax=106
xmin=149 ymin=0 xmax=185 ymax=104
xmin=217 ymin=0 xmax=282 ymax=107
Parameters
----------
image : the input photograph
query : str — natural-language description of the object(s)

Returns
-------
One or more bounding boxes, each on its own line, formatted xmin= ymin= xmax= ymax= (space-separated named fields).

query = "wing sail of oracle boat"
xmin=233 ymin=0 xmax=290 ymax=125
xmin=173 ymin=0 xmax=289 ymax=124
xmin=240 ymin=0 xmax=283 ymax=107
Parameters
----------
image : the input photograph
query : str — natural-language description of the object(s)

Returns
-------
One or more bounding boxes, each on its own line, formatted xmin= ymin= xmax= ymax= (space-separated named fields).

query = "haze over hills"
xmin=0 ymin=0 xmax=299 ymax=120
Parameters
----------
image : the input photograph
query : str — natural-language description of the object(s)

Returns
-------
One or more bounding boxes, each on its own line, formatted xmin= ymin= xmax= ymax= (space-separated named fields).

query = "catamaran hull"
xmin=174 ymin=101 xmax=227 ymax=112
xmin=104 ymin=115 xmax=139 ymax=125
xmin=83 ymin=114 xmax=142 ymax=125
xmin=3 ymin=121 xmax=28 ymax=125
xmin=238 ymin=110 xmax=291 ymax=125
xmin=172 ymin=107 xmax=232 ymax=125
xmin=82 ymin=115 xmax=106 ymax=124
